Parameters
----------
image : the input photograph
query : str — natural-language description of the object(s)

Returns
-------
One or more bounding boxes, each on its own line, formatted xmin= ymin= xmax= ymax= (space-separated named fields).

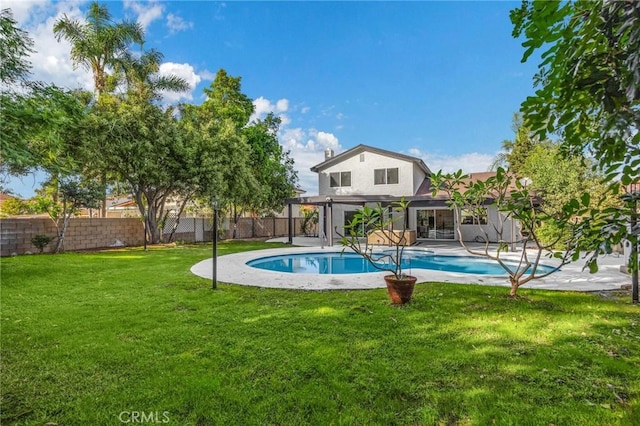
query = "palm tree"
xmin=490 ymin=138 xmax=515 ymax=171
xmin=53 ymin=2 xmax=144 ymax=97
xmin=54 ymin=2 xmax=144 ymax=217
xmin=117 ymin=49 xmax=190 ymax=100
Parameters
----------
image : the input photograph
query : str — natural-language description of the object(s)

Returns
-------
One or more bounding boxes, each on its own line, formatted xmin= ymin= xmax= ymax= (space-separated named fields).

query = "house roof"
xmin=0 ymin=193 xmax=15 ymax=202
xmin=415 ymin=171 xmax=519 ymax=197
xmin=310 ymin=144 xmax=431 ymax=175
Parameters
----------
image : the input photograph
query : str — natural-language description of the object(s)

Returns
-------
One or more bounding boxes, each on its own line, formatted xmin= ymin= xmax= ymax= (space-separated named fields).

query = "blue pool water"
xmin=246 ymin=251 xmax=557 ymax=275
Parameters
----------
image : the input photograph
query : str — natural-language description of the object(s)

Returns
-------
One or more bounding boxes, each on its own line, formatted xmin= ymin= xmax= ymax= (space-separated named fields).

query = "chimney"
xmin=324 ymin=148 xmax=334 ymax=160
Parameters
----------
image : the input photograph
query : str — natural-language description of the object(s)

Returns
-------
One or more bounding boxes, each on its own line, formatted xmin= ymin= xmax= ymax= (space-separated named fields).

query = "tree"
xmin=0 ymin=10 xmax=85 ymax=178
xmin=117 ymin=48 xmax=190 ymax=100
xmin=0 ymin=8 xmax=33 ymax=86
xmin=243 ymin=113 xmax=298 ymax=215
xmin=511 ymin=1 xmax=639 ymax=183
xmin=53 ymin=2 xmax=144 ymax=97
xmin=31 ymin=176 xmax=104 ymax=253
xmin=54 ymin=1 xmax=145 ymax=217
xmin=85 ymin=95 xmax=189 ymax=244
xmin=519 ymin=142 xmax=619 ymax=248
xmin=1 ymin=85 xmax=89 ymax=177
xmin=431 ymin=168 xmax=579 ymax=297
xmin=511 ymin=0 xmax=639 ymax=278
xmin=491 ymin=113 xmax=537 ymax=175
xmin=193 ymin=70 xmax=259 ymax=238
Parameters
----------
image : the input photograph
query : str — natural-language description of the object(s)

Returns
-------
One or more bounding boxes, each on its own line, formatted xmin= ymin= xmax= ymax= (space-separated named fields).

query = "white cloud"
xmin=275 ymin=98 xmax=289 ymax=112
xmin=4 ymin=0 xmax=51 ymax=25
xmin=407 ymin=147 xmax=497 ymax=174
xmin=300 ymin=106 xmax=311 ymax=114
xmin=199 ymin=69 xmax=217 ymax=81
xmin=158 ymin=62 xmax=201 ymax=103
xmin=166 ymin=13 xmax=193 ymax=34
xmin=15 ymin=2 xmax=94 ymax=90
xmin=279 ymin=128 xmax=343 ymax=195
xmin=123 ymin=0 xmax=164 ymax=30
xmin=250 ymin=96 xmax=289 ymax=123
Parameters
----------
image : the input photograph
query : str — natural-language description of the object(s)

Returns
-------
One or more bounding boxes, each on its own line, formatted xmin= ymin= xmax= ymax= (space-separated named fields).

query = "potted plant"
xmin=337 ymin=198 xmax=417 ymax=304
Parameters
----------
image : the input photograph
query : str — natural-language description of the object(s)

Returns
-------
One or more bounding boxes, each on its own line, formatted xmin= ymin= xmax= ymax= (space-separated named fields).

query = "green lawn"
xmin=1 ymin=241 xmax=639 ymax=425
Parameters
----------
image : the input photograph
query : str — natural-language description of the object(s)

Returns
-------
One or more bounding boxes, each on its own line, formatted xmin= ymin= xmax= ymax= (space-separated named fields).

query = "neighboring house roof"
xmin=310 ymin=144 xmax=431 ymax=175
xmin=110 ymin=200 xmax=137 ymax=208
xmin=421 ymin=171 xmax=520 ymax=198
xmin=0 ymin=192 xmax=17 ymax=203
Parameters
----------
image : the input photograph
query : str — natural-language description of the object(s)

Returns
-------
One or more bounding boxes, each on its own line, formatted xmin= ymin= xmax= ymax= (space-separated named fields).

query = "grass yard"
xmin=1 ymin=241 xmax=639 ymax=425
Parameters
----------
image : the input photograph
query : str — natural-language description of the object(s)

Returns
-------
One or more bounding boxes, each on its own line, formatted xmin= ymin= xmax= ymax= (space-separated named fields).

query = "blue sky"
xmin=5 ymin=0 xmax=538 ymax=198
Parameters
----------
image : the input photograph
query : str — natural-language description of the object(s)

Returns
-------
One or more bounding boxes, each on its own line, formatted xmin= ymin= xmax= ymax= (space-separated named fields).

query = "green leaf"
xmin=581 ymin=193 xmax=590 ymax=207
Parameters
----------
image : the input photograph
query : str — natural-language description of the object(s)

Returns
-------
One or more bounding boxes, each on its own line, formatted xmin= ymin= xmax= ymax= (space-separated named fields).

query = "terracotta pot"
xmin=384 ymin=275 xmax=417 ymax=305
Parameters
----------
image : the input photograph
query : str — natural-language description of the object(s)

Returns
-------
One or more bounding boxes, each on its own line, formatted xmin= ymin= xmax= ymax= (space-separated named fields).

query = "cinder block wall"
xmin=0 ymin=218 xmax=144 ymax=256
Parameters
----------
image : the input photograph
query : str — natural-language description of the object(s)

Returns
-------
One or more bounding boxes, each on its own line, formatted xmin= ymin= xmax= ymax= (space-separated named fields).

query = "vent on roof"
xmin=325 ymin=148 xmax=334 ymax=160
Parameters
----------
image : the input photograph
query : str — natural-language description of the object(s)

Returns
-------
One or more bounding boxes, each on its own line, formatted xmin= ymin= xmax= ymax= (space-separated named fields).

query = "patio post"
xmin=212 ymin=197 xmax=218 ymax=290
xmin=326 ymin=197 xmax=333 ymax=246
xmin=287 ymin=202 xmax=293 ymax=244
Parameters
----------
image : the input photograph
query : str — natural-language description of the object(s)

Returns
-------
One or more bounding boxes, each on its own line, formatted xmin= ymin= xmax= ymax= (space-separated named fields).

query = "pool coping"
xmin=190 ymin=245 xmax=630 ymax=292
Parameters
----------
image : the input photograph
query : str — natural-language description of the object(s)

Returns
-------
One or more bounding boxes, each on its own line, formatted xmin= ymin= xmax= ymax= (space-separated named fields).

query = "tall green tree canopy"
xmin=243 ymin=113 xmax=298 ymax=215
xmin=491 ymin=113 xmax=538 ymax=176
xmin=511 ymin=0 xmax=640 ymax=186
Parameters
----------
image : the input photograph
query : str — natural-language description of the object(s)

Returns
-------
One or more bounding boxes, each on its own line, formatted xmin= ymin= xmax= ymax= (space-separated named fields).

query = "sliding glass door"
xmin=416 ymin=209 xmax=455 ymax=240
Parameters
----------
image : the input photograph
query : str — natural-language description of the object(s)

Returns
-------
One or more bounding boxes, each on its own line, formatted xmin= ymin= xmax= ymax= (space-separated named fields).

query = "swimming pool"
xmin=246 ymin=250 xmax=557 ymax=275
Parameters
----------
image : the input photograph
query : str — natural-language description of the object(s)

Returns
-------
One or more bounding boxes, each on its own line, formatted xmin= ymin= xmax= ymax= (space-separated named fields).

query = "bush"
xmin=31 ymin=234 xmax=54 ymax=253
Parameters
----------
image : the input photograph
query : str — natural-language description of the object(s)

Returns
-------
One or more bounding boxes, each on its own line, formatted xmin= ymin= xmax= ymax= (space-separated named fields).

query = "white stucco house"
xmin=285 ymin=144 xmax=519 ymax=246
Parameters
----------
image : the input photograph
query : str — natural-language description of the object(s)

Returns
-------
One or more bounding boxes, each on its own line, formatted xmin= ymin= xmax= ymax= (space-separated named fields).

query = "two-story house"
xmin=286 ymin=144 xmax=518 ymax=246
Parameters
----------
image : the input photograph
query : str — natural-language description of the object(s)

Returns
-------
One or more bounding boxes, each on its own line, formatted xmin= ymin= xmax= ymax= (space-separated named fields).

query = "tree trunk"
xmin=147 ymin=204 xmax=161 ymax=244
xmin=509 ymin=277 xmax=519 ymax=297
xmin=232 ymin=204 xmax=238 ymax=239
xmin=54 ymin=213 xmax=72 ymax=254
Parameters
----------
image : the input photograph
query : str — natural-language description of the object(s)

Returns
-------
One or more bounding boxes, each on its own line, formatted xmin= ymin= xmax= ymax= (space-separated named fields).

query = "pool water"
xmin=246 ymin=251 xmax=557 ymax=275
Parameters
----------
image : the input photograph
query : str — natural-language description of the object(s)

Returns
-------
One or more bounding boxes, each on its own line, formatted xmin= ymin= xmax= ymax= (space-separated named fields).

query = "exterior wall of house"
xmin=317 ymin=150 xmax=426 ymax=197
xmin=313 ymin=147 xmax=520 ymax=244
xmin=457 ymin=207 xmax=507 ymax=242
xmin=413 ymin=162 xmax=427 ymax=194
xmin=406 ymin=206 xmax=517 ymax=243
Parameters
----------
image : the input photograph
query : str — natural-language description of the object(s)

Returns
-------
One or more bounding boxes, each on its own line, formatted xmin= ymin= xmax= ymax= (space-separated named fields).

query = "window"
xmin=330 ymin=171 xmax=351 ymax=187
xmin=461 ymin=208 xmax=488 ymax=225
xmin=374 ymin=168 xmax=399 ymax=185
xmin=387 ymin=168 xmax=398 ymax=184
xmin=341 ymin=171 xmax=351 ymax=187
xmin=330 ymin=173 xmax=340 ymax=187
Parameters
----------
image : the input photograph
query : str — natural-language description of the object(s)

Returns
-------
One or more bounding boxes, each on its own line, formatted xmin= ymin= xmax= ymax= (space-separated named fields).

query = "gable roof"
xmin=310 ymin=144 xmax=431 ymax=175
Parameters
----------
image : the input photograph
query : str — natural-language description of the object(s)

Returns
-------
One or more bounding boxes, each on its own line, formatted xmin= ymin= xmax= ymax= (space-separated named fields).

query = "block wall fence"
xmin=0 ymin=218 xmax=144 ymax=256
xmin=1 ymin=217 xmax=316 ymax=256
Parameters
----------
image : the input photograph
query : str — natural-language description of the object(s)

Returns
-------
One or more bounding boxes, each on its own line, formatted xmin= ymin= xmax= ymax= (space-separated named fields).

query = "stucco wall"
xmin=318 ymin=150 xmax=425 ymax=197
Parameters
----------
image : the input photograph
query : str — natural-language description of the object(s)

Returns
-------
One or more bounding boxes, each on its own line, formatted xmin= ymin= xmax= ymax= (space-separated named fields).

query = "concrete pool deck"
xmin=190 ymin=239 xmax=632 ymax=292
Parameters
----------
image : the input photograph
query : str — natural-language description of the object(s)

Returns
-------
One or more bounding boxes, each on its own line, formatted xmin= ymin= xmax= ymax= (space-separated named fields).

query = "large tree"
xmin=243 ymin=113 xmax=298 ymax=215
xmin=511 ymin=1 xmax=639 ymax=185
xmin=511 ymin=0 xmax=639 ymax=281
xmin=431 ymin=168 xmax=579 ymax=297
xmin=86 ymin=95 xmax=189 ymax=244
